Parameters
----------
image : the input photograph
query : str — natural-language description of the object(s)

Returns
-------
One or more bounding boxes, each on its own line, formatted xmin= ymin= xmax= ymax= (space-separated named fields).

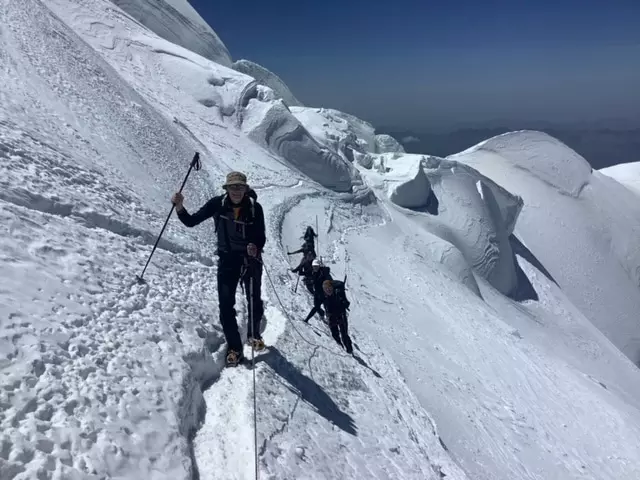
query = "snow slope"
xmin=0 ymin=0 xmax=460 ymax=479
xmin=449 ymin=131 xmax=640 ymax=364
xmin=600 ymin=161 xmax=640 ymax=196
xmin=3 ymin=1 xmax=640 ymax=480
xmin=108 ymin=0 xmax=232 ymax=66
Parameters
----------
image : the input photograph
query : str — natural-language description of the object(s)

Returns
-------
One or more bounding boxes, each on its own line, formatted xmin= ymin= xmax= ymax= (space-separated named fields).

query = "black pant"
xmin=303 ymin=293 xmax=325 ymax=322
xmin=217 ymin=254 xmax=264 ymax=353
xmin=303 ymin=277 xmax=314 ymax=294
xmin=329 ymin=312 xmax=352 ymax=353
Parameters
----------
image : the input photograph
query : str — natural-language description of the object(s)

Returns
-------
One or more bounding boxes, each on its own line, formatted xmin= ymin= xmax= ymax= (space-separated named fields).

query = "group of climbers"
xmin=172 ymin=170 xmax=354 ymax=367
xmin=288 ymin=227 xmax=353 ymax=354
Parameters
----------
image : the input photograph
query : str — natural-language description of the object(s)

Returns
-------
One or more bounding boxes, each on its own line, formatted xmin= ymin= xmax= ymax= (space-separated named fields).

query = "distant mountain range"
xmin=378 ymin=124 xmax=640 ymax=170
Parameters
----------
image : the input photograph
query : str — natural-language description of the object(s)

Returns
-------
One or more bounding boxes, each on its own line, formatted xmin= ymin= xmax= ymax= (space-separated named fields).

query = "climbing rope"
xmin=248 ymin=276 xmax=259 ymax=480
xmin=244 ymin=257 xmax=351 ymax=480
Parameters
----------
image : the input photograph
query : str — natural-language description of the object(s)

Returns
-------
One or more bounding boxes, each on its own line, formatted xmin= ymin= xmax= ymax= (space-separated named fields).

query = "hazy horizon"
xmin=191 ymin=0 xmax=640 ymax=131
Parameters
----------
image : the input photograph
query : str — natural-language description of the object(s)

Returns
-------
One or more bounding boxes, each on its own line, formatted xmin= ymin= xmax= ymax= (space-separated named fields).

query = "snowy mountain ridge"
xmin=1 ymin=1 xmax=640 ymax=480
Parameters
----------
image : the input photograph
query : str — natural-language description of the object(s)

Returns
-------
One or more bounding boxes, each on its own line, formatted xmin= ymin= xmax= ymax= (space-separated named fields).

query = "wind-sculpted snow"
xmin=239 ymin=99 xmax=373 ymax=201
xmin=375 ymin=133 xmax=405 ymax=154
xmin=143 ymin=36 xmax=253 ymax=119
xmin=458 ymin=130 xmax=592 ymax=197
xmin=232 ymin=59 xmax=303 ymax=107
xmin=600 ymin=161 xmax=640 ymax=196
xmin=108 ymin=0 xmax=232 ymax=66
xmin=451 ymin=131 xmax=640 ymax=363
xmin=290 ymin=106 xmax=378 ymax=156
xmin=361 ymin=153 xmax=523 ymax=297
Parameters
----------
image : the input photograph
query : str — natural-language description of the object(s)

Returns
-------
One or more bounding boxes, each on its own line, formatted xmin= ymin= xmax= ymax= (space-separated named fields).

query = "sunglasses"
xmin=226 ymin=184 xmax=246 ymax=192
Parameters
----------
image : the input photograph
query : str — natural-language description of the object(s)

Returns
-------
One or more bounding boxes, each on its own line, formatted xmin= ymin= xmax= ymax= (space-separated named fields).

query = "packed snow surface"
xmin=600 ymin=160 xmax=640 ymax=195
xmin=2 ymin=1 xmax=640 ymax=480
xmin=108 ymin=0 xmax=232 ymax=66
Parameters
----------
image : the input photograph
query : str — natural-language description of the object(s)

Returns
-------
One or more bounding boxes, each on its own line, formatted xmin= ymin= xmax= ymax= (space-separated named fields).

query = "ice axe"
xmin=136 ymin=152 xmax=201 ymax=283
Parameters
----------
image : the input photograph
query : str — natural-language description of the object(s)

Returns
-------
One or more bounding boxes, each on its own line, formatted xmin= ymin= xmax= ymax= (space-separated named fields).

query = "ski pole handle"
xmin=177 ymin=152 xmax=201 ymax=195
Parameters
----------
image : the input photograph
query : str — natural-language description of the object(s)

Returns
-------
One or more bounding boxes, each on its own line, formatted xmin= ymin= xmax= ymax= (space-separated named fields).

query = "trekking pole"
xmin=294 ymin=275 xmax=300 ymax=293
xmin=136 ymin=152 xmax=201 ymax=283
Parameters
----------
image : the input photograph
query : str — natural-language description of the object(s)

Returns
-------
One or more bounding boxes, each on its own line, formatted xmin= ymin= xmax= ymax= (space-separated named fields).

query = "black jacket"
xmin=322 ymin=280 xmax=350 ymax=316
xmin=176 ymin=189 xmax=266 ymax=256
xmin=292 ymin=257 xmax=313 ymax=277
xmin=311 ymin=266 xmax=332 ymax=295
xmin=289 ymin=239 xmax=316 ymax=257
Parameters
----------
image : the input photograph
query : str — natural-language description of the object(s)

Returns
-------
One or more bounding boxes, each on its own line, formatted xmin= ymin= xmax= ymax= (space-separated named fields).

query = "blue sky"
xmin=190 ymin=0 xmax=640 ymax=130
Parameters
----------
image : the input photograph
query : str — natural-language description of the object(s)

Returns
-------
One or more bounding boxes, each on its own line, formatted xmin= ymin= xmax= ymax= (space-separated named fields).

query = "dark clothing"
xmin=323 ymin=281 xmax=352 ymax=353
xmin=176 ymin=190 xmax=266 ymax=353
xmin=292 ymin=256 xmax=313 ymax=277
xmin=322 ymin=281 xmax=350 ymax=315
xmin=292 ymin=256 xmax=314 ymax=294
xmin=177 ymin=189 xmax=266 ymax=256
xmin=328 ymin=312 xmax=352 ymax=354
xmin=303 ymin=266 xmax=332 ymax=322
xmin=303 ymin=294 xmax=325 ymax=322
xmin=289 ymin=239 xmax=316 ymax=258
xmin=217 ymin=255 xmax=264 ymax=352
xmin=312 ymin=266 xmax=332 ymax=293
xmin=302 ymin=277 xmax=314 ymax=295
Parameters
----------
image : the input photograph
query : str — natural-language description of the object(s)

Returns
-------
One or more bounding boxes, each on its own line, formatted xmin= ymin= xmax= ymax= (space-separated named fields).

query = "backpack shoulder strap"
xmin=214 ymin=194 xmax=227 ymax=233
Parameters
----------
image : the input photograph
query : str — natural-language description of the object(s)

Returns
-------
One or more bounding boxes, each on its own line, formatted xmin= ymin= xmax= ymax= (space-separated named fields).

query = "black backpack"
xmin=331 ymin=280 xmax=350 ymax=310
xmin=213 ymin=193 xmax=256 ymax=233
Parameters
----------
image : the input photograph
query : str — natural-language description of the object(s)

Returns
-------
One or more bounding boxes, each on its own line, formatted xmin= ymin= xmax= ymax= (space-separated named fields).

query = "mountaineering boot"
xmin=225 ymin=349 xmax=244 ymax=367
xmin=247 ymin=337 xmax=266 ymax=351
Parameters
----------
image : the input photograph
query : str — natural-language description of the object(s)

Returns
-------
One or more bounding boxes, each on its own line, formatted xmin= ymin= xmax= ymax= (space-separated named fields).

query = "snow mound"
xmin=459 ymin=130 xmax=592 ymax=197
xmin=232 ymin=59 xmax=303 ymax=107
xmin=290 ymin=106 xmax=377 ymax=156
xmin=109 ymin=0 xmax=232 ymax=66
xmin=452 ymin=131 xmax=640 ymax=362
xmin=359 ymin=153 xmax=523 ymax=297
xmin=600 ymin=161 xmax=640 ymax=196
xmin=375 ymin=133 xmax=405 ymax=154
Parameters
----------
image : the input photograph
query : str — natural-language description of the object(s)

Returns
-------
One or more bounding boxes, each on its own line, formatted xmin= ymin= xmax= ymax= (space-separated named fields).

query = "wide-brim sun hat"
xmin=223 ymin=171 xmax=248 ymax=188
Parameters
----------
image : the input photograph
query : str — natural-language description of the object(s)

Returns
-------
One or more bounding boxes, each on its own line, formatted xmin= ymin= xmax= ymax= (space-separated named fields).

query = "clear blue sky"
xmin=190 ymin=0 xmax=640 ymax=130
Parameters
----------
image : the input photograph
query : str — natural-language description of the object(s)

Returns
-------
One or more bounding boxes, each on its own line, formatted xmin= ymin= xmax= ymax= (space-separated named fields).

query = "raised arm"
xmin=175 ymin=195 xmax=220 ymax=228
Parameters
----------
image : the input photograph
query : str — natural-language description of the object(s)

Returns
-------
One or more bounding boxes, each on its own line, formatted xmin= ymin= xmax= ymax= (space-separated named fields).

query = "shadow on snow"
xmin=255 ymin=346 xmax=358 ymax=436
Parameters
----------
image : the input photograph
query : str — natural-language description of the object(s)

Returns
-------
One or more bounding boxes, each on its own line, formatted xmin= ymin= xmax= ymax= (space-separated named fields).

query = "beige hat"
xmin=223 ymin=171 xmax=248 ymax=188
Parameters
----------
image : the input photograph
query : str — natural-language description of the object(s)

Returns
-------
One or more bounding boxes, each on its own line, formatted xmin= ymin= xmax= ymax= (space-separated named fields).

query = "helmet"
xmin=312 ymin=259 xmax=321 ymax=267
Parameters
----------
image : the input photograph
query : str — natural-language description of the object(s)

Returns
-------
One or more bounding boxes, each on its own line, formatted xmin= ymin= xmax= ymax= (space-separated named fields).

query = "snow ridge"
xmin=108 ymin=0 xmax=232 ymax=66
xmin=232 ymin=59 xmax=303 ymax=107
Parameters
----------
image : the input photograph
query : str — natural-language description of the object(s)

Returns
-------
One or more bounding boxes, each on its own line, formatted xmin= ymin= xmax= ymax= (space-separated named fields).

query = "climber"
xmin=287 ymin=226 xmax=317 ymax=259
xmin=321 ymin=279 xmax=353 ymax=354
xmin=303 ymin=259 xmax=332 ymax=322
xmin=291 ymin=250 xmax=315 ymax=294
xmin=171 ymin=171 xmax=266 ymax=367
